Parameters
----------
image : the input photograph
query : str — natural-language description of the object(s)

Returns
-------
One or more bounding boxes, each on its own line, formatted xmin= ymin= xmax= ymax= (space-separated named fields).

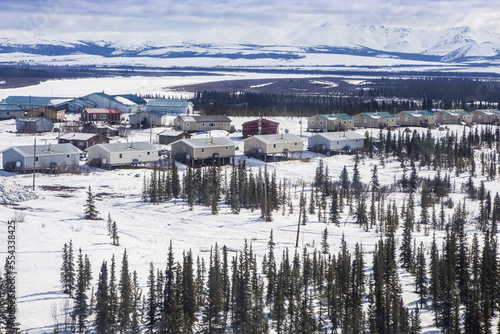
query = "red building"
xmin=242 ymin=118 xmax=279 ymax=138
xmin=81 ymin=108 xmax=122 ymax=124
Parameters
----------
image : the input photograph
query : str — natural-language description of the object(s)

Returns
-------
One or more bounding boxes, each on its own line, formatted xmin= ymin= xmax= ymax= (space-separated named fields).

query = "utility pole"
xmin=32 ymin=138 xmax=36 ymax=190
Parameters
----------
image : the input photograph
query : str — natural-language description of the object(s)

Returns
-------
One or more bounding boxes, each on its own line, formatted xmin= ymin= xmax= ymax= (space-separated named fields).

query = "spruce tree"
xmin=118 ymin=250 xmax=132 ymax=333
xmin=95 ymin=261 xmax=111 ymax=334
xmin=73 ymin=249 xmax=89 ymax=333
xmin=84 ymin=186 xmax=100 ymax=220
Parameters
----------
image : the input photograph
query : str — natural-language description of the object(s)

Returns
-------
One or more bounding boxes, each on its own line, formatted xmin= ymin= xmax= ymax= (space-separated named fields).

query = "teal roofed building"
xmin=434 ymin=109 xmax=472 ymax=125
xmin=471 ymin=109 xmax=499 ymax=124
xmin=353 ymin=112 xmax=397 ymax=129
xmin=395 ymin=110 xmax=436 ymax=127
xmin=307 ymin=113 xmax=354 ymax=132
xmin=3 ymin=96 xmax=65 ymax=110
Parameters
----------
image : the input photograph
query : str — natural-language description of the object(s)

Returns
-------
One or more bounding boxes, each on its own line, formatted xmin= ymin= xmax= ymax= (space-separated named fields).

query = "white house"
xmin=243 ymin=133 xmax=304 ymax=160
xmin=171 ymin=137 xmax=236 ymax=165
xmin=308 ymin=132 xmax=365 ymax=154
xmin=2 ymin=143 xmax=82 ymax=173
xmin=0 ymin=104 xmax=25 ymax=119
xmin=86 ymin=142 xmax=159 ymax=168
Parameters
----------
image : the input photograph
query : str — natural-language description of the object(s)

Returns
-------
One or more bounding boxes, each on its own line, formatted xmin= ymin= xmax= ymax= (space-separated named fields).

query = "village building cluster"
xmin=1 ymin=91 xmax=499 ymax=172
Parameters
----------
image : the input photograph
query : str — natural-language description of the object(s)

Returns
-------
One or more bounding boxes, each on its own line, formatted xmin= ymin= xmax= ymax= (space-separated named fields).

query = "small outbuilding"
xmin=243 ymin=133 xmax=304 ymax=161
xmin=171 ymin=137 xmax=236 ymax=165
xmin=58 ymin=132 xmax=110 ymax=150
xmin=241 ymin=118 xmax=279 ymax=137
xmin=158 ymin=130 xmax=192 ymax=145
xmin=2 ymin=143 xmax=82 ymax=173
xmin=86 ymin=142 xmax=159 ymax=168
xmin=16 ymin=117 xmax=54 ymax=133
xmin=308 ymin=132 xmax=365 ymax=155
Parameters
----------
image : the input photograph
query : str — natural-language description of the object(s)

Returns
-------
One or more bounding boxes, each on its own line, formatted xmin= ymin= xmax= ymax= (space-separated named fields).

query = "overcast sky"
xmin=2 ymin=0 xmax=500 ymax=42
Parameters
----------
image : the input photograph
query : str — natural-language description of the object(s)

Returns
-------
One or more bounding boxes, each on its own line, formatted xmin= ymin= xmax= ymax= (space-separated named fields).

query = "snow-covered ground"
xmin=1 ymin=111 xmax=498 ymax=332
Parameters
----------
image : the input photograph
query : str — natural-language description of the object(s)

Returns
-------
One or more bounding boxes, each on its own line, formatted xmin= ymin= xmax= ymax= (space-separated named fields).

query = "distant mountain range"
xmin=1 ymin=24 xmax=500 ymax=65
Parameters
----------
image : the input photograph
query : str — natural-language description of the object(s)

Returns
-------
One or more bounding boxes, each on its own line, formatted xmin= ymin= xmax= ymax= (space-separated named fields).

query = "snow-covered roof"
xmin=114 ymin=96 xmax=137 ymax=106
xmin=473 ymin=109 xmax=497 ymax=116
xmin=58 ymin=132 xmax=100 ymax=141
xmin=399 ymin=110 xmax=435 ymax=118
xmin=2 ymin=143 xmax=82 ymax=157
xmin=313 ymin=132 xmax=365 ymax=141
xmin=158 ymin=130 xmax=189 ymax=137
xmin=360 ymin=112 xmax=396 ymax=119
xmin=317 ymin=113 xmax=353 ymax=121
xmin=87 ymin=142 xmax=157 ymax=153
xmin=177 ymin=115 xmax=232 ymax=122
xmin=246 ymin=133 xmax=303 ymax=144
xmin=437 ymin=109 xmax=471 ymax=116
xmin=0 ymin=103 xmax=24 ymax=111
xmin=173 ymin=137 xmax=235 ymax=148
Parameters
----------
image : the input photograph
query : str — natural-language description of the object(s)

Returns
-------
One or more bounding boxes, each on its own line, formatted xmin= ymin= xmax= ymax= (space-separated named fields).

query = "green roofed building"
xmin=395 ymin=110 xmax=436 ymax=127
xmin=353 ymin=112 xmax=397 ymax=129
xmin=307 ymin=113 xmax=354 ymax=132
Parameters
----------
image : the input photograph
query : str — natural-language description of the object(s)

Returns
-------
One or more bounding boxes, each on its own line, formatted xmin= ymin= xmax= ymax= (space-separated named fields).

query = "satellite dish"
xmin=284 ymin=129 xmax=289 ymax=134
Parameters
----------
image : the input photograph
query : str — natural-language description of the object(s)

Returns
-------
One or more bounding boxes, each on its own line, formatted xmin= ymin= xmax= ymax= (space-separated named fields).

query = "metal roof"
xmin=317 ymin=113 xmax=353 ymax=121
xmin=58 ymin=132 xmax=100 ymax=141
xmin=147 ymin=99 xmax=194 ymax=108
xmin=4 ymin=96 xmax=64 ymax=106
xmin=246 ymin=133 xmax=303 ymax=144
xmin=312 ymin=132 xmax=365 ymax=141
xmin=173 ymin=137 xmax=235 ymax=148
xmin=399 ymin=110 xmax=435 ymax=117
xmin=2 ymin=143 xmax=82 ymax=157
xmin=360 ymin=112 xmax=396 ymax=119
xmin=0 ymin=104 xmax=24 ymax=111
xmin=178 ymin=115 xmax=232 ymax=122
xmin=87 ymin=142 xmax=157 ymax=153
xmin=436 ymin=109 xmax=471 ymax=116
xmin=242 ymin=118 xmax=279 ymax=126
xmin=473 ymin=109 xmax=498 ymax=115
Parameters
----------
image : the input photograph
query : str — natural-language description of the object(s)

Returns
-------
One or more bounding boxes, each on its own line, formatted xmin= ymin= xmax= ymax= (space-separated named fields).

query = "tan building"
xmin=171 ymin=137 xmax=236 ymax=165
xmin=434 ymin=109 xmax=472 ymax=125
xmin=395 ymin=110 xmax=436 ymax=127
xmin=173 ymin=115 xmax=232 ymax=132
xmin=307 ymin=113 xmax=355 ymax=132
xmin=471 ymin=109 xmax=498 ymax=124
xmin=353 ymin=112 xmax=397 ymax=128
xmin=27 ymin=106 xmax=65 ymax=121
xmin=243 ymin=133 xmax=304 ymax=161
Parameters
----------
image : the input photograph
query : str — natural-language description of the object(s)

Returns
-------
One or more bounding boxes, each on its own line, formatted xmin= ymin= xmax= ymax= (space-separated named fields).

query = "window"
xmin=93 ymin=114 xmax=97 ymax=119
xmin=344 ymin=121 xmax=346 ymax=124
xmin=319 ymin=121 xmax=323 ymax=125
xmin=99 ymin=114 xmax=106 ymax=120
xmin=119 ymin=153 xmax=123 ymax=158
xmin=364 ymin=119 xmax=367 ymax=123
xmin=405 ymin=117 xmax=408 ymax=121
xmin=311 ymin=120 xmax=315 ymax=125
xmin=479 ymin=115 xmax=482 ymax=119
xmin=35 ymin=157 xmax=39 ymax=161
xmin=273 ymin=144 xmax=276 ymax=148
xmin=186 ymin=123 xmax=190 ymax=127
xmin=443 ymin=116 xmax=446 ymax=120
xmin=295 ymin=142 xmax=298 ymax=146
xmin=225 ymin=146 xmax=229 ymax=150
xmin=210 ymin=122 xmax=216 ymax=127
xmin=201 ymin=148 xmax=205 ymax=153
xmin=337 ymin=141 xmax=339 ymax=145
xmin=147 ymin=152 xmax=150 ymax=155
xmin=202 ymin=122 xmax=206 ymax=127
xmin=355 ymin=118 xmax=359 ymax=123
xmin=67 ymin=155 xmax=70 ymax=158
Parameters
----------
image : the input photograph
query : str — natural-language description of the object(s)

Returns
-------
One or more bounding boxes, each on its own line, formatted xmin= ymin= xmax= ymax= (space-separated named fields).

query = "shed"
xmin=86 ymin=142 xmax=159 ymax=168
xmin=171 ymin=137 xmax=235 ymax=165
xmin=58 ymin=132 xmax=110 ymax=150
xmin=16 ymin=117 xmax=54 ymax=133
xmin=0 ymin=104 xmax=25 ymax=119
xmin=158 ymin=130 xmax=192 ymax=145
xmin=2 ymin=143 xmax=82 ymax=173
xmin=82 ymin=108 xmax=122 ymax=124
xmin=241 ymin=118 xmax=279 ymax=137
xmin=308 ymin=132 xmax=365 ymax=154
xmin=243 ymin=133 xmax=304 ymax=161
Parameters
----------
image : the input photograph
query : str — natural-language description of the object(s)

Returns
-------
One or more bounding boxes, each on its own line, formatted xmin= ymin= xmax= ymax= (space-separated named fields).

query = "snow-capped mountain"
xmin=1 ymin=24 xmax=500 ymax=64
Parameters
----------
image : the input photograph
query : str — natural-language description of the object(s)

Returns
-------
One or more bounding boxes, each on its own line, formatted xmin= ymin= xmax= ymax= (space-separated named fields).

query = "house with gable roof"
xmin=307 ymin=113 xmax=355 ymax=132
xmin=308 ymin=132 xmax=365 ymax=154
xmin=395 ymin=110 xmax=436 ymax=127
xmin=471 ymin=109 xmax=498 ymax=124
xmin=174 ymin=115 xmax=232 ymax=132
xmin=58 ymin=132 xmax=110 ymax=149
xmin=146 ymin=99 xmax=194 ymax=114
xmin=243 ymin=133 xmax=304 ymax=161
xmin=86 ymin=142 xmax=159 ymax=168
xmin=171 ymin=137 xmax=236 ymax=165
xmin=434 ymin=109 xmax=472 ymax=125
xmin=353 ymin=112 xmax=397 ymax=129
